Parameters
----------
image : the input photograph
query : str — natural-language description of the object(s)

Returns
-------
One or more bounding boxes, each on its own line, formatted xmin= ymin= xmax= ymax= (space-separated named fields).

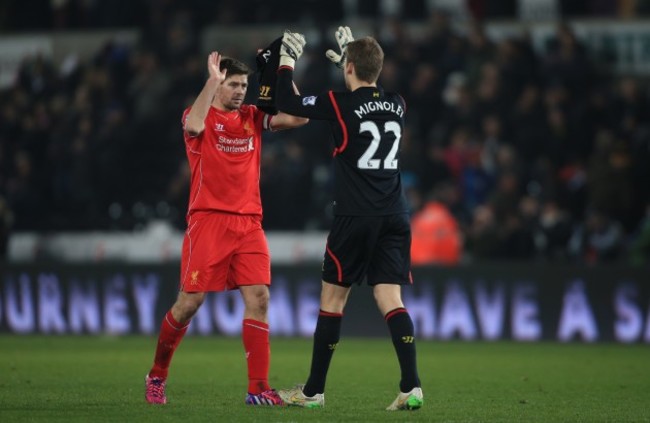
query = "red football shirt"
xmin=182 ymin=104 xmax=272 ymax=217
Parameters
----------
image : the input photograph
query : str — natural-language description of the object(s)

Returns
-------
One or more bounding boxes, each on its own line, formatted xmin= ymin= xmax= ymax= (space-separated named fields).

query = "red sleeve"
xmin=249 ymin=104 xmax=272 ymax=131
xmin=181 ymin=107 xmax=200 ymax=142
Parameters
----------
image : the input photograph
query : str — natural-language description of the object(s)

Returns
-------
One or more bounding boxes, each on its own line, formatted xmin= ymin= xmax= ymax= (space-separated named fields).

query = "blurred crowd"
xmin=1 ymin=1 xmax=650 ymax=264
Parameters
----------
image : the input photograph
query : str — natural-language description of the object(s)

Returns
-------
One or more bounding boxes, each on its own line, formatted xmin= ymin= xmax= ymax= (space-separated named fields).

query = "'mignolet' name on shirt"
xmin=354 ymin=100 xmax=404 ymax=119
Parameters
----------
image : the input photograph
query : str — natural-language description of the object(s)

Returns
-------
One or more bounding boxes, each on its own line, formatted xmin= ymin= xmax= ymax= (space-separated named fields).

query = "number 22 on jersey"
xmin=357 ymin=120 xmax=401 ymax=170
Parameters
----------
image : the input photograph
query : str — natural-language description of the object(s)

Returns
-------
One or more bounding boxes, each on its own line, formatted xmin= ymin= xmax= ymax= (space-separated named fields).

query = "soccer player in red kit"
xmin=144 ymin=52 xmax=308 ymax=406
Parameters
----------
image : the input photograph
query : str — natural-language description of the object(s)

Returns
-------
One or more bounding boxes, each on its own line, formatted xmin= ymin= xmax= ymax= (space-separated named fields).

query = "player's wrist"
xmin=279 ymin=56 xmax=296 ymax=69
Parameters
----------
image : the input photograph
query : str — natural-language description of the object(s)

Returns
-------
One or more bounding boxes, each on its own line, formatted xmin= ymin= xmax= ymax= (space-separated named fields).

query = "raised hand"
xmin=325 ymin=26 xmax=354 ymax=68
xmin=208 ymin=51 xmax=227 ymax=83
xmin=279 ymin=30 xmax=306 ymax=68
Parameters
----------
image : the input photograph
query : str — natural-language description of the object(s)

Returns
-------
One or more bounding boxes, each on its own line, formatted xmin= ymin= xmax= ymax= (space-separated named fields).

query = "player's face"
xmin=218 ymin=74 xmax=248 ymax=110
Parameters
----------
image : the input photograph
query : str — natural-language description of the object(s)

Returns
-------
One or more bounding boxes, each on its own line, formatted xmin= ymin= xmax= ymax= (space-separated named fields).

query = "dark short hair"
xmin=220 ymin=57 xmax=252 ymax=76
xmin=346 ymin=37 xmax=384 ymax=83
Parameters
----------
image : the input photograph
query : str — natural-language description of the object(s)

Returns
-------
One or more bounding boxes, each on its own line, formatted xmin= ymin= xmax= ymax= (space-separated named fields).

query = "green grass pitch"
xmin=0 ymin=336 xmax=648 ymax=422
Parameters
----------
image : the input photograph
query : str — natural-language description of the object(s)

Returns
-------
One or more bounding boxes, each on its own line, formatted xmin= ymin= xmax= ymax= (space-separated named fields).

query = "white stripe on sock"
xmin=244 ymin=322 xmax=269 ymax=332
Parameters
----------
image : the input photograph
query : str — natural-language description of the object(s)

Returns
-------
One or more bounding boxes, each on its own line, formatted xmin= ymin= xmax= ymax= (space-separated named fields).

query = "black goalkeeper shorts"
xmin=322 ymin=213 xmax=412 ymax=286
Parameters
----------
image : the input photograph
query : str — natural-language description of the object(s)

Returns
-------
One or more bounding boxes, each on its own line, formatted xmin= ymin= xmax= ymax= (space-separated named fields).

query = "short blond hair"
xmin=346 ymin=37 xmax=384 ymax=83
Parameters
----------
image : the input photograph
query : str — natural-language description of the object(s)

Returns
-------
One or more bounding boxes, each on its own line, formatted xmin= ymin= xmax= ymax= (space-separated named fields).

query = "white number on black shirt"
xmin=357 ymin=121 xmax=401 ymax=170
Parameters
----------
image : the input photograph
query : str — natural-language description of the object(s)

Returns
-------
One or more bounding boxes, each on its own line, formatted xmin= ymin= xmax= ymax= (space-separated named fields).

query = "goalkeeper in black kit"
xmin=275 ymin=28 xmax=423 ymax=411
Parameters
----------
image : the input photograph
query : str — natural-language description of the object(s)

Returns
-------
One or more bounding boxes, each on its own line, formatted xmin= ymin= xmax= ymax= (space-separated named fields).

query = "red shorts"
xmin=180 ymin=211 xmax=270 ymax=292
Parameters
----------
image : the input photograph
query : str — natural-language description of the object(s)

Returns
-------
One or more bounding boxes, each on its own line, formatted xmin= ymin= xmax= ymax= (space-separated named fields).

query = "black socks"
xmin=385 ymin=307 xmax=421 ymax=392
xmin=303 ymin=310 xmax=343 ymax=397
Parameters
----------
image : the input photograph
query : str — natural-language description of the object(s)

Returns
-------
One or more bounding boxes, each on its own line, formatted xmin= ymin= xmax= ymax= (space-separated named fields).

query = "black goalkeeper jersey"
xmin=277 ymin=69 xmax=409 ymax=216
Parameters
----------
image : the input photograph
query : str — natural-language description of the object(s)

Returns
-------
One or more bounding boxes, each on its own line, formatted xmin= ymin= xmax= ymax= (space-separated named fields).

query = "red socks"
xmin=242 ymin=319 xmax=271 ymax=394
xmin=149 ymin=311 xmax=189 ymax=379
xmin=149 ymin=313 xmax=270 ymax=394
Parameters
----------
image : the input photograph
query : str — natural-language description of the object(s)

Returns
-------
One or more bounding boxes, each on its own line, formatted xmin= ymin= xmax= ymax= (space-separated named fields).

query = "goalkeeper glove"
xmin=279 ymin=30 xmax=306 ymax=69
xmin=325 ymin=26 xmax=354 ymax=68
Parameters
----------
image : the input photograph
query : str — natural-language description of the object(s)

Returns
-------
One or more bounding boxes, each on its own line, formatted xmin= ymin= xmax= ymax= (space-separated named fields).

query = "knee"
xmin=251 ymin=289 xmax=270 ymax=315
xmin=373 ymin=285 xmax=403 ymax=315
xmin=319 ymin=283 xmax=350 ymax=314
xmin=320 ymin=297 xmax=346 ymax=314
xmin=173 ymin=295 xmax=204 ymax=322
xmin=372 ymin=287 xmax=388 ymax=305
xmin=243 ymin=287 xmax=270 ymax=317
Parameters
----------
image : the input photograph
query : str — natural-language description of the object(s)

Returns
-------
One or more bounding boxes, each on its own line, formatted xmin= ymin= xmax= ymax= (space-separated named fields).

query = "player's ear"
xmin=345 ymin=61 xmax=354 ymax=76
